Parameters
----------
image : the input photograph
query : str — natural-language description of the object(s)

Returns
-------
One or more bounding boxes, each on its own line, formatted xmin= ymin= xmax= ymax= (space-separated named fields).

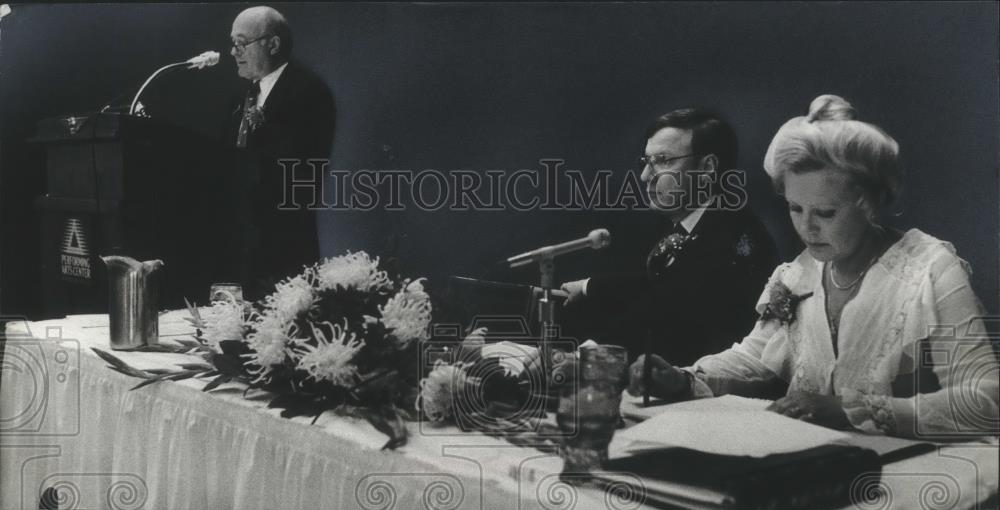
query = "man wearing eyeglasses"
xmin=223 ymin=6 xmax=335 ymax=299
xmin=560 ymin=109 xmax=778 ymax=366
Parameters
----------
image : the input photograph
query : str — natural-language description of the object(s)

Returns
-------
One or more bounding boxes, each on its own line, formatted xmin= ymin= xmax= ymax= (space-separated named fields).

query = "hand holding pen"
xmin=627 ymin=354 xmax=689 ymax=401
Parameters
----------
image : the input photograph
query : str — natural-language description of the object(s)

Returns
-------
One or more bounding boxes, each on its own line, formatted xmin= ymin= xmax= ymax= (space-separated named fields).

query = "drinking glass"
xmin=210 ymin=283 xmax=244 ymax=303
xmin=556 ymin=344 xmax=627 ymax=479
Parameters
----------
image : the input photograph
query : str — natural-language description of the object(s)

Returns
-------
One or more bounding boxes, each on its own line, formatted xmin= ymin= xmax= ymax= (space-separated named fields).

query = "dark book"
xmin=596 ymin=444 xmax=882 ymax=510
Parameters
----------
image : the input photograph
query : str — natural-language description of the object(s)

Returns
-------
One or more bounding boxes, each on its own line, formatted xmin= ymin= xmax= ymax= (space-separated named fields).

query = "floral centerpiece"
xmin=94 ymin=251 xmax=431 ymax=449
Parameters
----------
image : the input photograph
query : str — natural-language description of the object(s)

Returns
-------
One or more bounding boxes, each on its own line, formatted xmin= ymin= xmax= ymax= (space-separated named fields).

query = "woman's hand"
xmin=627 ymin=354 xmax=689 ymax=401
xmin=766 ymin=391 xmax=851 ymax=429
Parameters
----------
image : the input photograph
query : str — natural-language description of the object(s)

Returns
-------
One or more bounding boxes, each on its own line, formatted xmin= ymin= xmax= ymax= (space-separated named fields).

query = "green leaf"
xmin=209 ymin=351 xmax=250 ymax=377
xmin=108 ymin=367 xmax=141 ymax=378
xmin=395 ymin=405 xmax=417 ymax=422
xmin=268 ymin=393 xmax=319 ymax=412
xmin=202 ymin=375 xmax=232 ymax=392
xmin=278 ymin=408 xmax=315 ymax=420
xmin=361 ymin=406 xmax=408 ymax=450
xmin=163 ymin=369 xmax=203 ymax=382
xmin=184 ymin=297 xmax=206 ymax=328
xmin=131 ymin=344 xmax=187 ymax=353
xmin=130 ymin=374 xmax=172 ymax=390
xmin=174 ymin=338 xmax=203 ymax=349
xmin=177 ymin=363 xmax=213 ymax=371
xmin=92 ymin=348 xmax=155 ymax=379
xmin=218 ymin=340 xmax=251 ymax=357
xmin=129 ymin=369 xmax=204 ymax=390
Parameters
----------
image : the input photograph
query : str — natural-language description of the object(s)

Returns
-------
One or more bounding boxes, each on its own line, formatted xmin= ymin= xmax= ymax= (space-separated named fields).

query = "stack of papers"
xmin=615 ymin=394 xmax=935 ymax=461
xmin=613 ymin=395 xmax=849 ymax=458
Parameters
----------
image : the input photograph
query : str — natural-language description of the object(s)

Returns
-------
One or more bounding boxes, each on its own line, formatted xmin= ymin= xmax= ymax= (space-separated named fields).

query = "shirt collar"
xmin=677 ymin=195 xmax=716 ymax=233
xmin=256 ymin=62 xmax=288 ymax=107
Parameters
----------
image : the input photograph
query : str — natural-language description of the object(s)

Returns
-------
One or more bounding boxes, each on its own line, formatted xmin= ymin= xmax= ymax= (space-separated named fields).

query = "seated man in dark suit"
xmin=225 ymin=6 xmax=335 ymax=299
xmin=560 ymin=109 xmax=778 ymax=366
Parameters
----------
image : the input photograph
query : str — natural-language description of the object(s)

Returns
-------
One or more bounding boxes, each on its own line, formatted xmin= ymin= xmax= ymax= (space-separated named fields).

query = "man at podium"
xmin=226 ymin=6 xmax=335 ymax=299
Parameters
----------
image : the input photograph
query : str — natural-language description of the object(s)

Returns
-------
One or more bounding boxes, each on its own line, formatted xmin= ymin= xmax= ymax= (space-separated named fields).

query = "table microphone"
xmin=507 ymin=228 xmax=611 ymax=268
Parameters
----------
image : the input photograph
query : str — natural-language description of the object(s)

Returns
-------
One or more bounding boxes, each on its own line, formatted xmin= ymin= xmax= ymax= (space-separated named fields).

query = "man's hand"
xmin=766 ymin=391 xmax=851 ymax=429
xmin=627 ymin=354 xmax=689 ymax=401
xmin=559 ymin=279 xmax=588 ymax=306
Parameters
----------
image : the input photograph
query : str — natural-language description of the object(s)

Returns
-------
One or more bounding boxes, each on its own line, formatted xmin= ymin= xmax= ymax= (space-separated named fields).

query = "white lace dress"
xmin=687 ymin=229 xmax=1000 ymax=437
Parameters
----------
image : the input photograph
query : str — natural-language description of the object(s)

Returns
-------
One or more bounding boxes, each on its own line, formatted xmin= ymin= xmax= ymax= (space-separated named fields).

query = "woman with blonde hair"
xmin=629 ymin=94 xmax=999 ymax=438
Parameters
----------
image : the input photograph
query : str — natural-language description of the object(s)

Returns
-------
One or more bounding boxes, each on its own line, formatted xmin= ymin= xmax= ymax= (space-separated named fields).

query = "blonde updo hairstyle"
xmin=763 ymin=95 xmax=903 ymax=212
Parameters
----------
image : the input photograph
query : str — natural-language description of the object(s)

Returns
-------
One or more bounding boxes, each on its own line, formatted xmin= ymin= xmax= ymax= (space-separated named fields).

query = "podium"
xmin=34 ymin=113 xmax=228 ymax=318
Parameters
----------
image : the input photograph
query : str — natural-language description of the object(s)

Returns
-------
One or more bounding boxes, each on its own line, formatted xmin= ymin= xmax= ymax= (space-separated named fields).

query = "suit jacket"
xmin=223 ymin=61 xmax=336 ymax=298
xmin=569 ymin=206 xmax=779 ymax=366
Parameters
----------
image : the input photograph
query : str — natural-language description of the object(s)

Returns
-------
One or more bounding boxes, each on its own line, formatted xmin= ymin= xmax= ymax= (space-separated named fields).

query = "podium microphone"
xmin=128 ymin=51 xmax=221 ymax=115
xmin=507 ymin=228 xmax=611 ymax=268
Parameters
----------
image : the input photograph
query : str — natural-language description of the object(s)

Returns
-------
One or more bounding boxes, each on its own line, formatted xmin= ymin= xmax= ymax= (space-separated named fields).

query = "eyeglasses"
xmin=231 ymin=34 xmax=272 ymax=54
xmin=639 ymin=153 xmax=696 ymax=171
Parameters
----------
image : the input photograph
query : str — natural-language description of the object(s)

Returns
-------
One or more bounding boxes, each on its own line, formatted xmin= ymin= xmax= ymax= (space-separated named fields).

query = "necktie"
xmin=670 ymin=222 xmax=687 ymax=236
xmin=236 ymin=82 xmax=261 ymax=149
xmin=646 ymin=222 xmax=689 ymax=279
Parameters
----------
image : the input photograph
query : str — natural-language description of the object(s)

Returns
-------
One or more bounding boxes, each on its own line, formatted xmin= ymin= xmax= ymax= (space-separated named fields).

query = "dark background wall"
xmin=2 ymin=2 xmax=997 ymax=318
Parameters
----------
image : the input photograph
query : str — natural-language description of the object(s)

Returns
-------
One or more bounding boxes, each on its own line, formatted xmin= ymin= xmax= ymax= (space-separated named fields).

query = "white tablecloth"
xmin=1 ymin=312 xmax=623 ymax=510
xmin=2 ymin=312 xmax=997 ymax=510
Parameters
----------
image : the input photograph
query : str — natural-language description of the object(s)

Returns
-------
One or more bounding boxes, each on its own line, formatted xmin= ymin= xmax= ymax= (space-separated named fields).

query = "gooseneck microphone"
xmin=507 ymin=228 xmax=611 ymax=268
xmin=128 ymin=51 xmax=221 ymax=115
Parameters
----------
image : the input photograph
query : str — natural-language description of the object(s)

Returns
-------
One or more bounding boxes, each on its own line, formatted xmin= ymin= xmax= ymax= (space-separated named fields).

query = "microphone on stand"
xmin=506 ymin=228 xmax=610 ymax=409
xmin=186 ymin=51 xmax=221 ymax=69
xmin=128 ymin=50 xmax=220 ymax=115
xmin=506 ymin=228 xmax=611 ymax=268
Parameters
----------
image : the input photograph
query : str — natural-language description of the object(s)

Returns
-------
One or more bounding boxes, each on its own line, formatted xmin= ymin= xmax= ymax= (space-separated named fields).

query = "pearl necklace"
xmin=829 ymin=260 xmax=872 ymax=290
xmin=828 ymin=226 xmax=886 ymax=291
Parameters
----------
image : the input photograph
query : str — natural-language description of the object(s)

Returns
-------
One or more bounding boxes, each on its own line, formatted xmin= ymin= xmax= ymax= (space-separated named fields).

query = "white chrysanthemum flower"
xmin=380 ymin=278 xmax=432 ymax=347
xmin=294 ymin=320 xmax=364 ymax=387
xmin=315 ymin=252 xmax=392 ymax=292
xmin=244 ymin=311 xmax=295 ymax=380
xmin=417 ymin=361 xmax=469 ymax=422
xmin=263 ymin=273 xmax=316 ymax=321
xmin=203 ymin=298 xmax=246 ymax=349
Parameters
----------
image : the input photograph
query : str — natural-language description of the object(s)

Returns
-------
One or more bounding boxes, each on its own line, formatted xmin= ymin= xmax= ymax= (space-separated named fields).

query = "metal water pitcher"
xmin=101 ymin=256 xmax=164 ymax=350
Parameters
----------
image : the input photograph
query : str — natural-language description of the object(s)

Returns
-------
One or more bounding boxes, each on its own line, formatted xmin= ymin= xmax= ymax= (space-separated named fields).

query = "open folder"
xmin=598 ymin=443 xmax=881 ymax=510
xmin=598 ymin=396 xmax=882 ymax=509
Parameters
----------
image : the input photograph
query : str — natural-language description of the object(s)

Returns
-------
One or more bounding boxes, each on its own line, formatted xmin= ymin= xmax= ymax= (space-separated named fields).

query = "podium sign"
xmin=34 ymin=113 xmax=226 ymax=318
xmin=59 ymin=215 xmax=93 ymax=280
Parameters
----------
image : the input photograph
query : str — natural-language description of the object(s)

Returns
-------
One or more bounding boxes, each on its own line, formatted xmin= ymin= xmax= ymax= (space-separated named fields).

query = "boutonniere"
xmin=735 ymin=233 xmax=754 ymax=257
xmin=245 ymin=105 xmax=266 ymax=131
xmin=647 ymin=232 xmax=698 ymax=278
xmin=760 ymin=281 xmax=813 ymax=326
